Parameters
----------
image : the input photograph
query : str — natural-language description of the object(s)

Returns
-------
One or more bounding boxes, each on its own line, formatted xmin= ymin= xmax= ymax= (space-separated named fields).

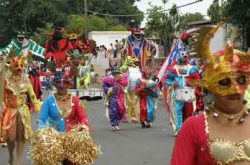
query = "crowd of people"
xmin=1 ymin=19 xmax=250 ymax=165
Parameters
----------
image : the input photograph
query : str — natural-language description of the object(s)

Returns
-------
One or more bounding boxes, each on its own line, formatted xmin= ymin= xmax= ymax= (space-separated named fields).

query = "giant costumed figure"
xmin=0 ymin=32 xmax=44 ymax=59
xmin=0 ymin=52 xmax=42 ymax=165
xmin=123 ymin=20 xmax=156 ymax=69
xmin=44 ymin=25 xmax=73 ymax=74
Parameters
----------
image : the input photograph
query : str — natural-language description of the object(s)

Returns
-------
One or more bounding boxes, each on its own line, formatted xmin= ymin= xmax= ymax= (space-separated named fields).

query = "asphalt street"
xmin=0 ymin=99 xmax=175 ymax=165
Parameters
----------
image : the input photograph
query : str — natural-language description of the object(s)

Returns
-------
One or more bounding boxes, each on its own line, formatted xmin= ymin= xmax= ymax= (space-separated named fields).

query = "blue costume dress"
xmin=166 ymin=64 xmax=200 ymax=132
xmin=38 ymin=95 xmax=90 ymax=132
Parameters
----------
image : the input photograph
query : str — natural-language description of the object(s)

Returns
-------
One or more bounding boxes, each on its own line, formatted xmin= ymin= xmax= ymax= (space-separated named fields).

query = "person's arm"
xmin=0 ymin=40 xmax=14 ymax=57
xmin=117 ymin=75 xmax=128 ymax=87
xmin=170 ymin=117 xmax=197 ymax=165
xmin=27 ymin=79 xmax=42 ymax=113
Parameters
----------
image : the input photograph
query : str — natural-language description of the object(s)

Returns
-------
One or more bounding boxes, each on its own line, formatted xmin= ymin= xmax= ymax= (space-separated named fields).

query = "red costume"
xmin=170 ymin=114 xmax=213 ymax=165
xmin=44 ymin=27 xmax=73 ymax=68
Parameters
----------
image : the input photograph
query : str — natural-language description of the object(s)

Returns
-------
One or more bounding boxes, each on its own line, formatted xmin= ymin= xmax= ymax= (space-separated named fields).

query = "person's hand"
xmin=107 ymin=87 xmax=113 ymax=95
xmin=172 ymin=82 xmax=179 ymax=89
xmin=80 ymin=79 xmax=85 ymax=86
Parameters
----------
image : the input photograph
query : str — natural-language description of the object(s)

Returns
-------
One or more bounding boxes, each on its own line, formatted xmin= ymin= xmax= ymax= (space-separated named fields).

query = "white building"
xmin=88 ymin=31 xmax=131 ymax=49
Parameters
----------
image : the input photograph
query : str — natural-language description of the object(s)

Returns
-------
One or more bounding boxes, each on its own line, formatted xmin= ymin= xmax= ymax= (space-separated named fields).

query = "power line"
xmin=85 ymin=0 xmax=203 ymax=17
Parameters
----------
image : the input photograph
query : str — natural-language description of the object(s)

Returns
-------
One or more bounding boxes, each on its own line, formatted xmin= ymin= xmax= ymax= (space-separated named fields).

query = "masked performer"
xmin=102 ymin=69 xmax=128 ymax=130
xmin=135 ymin=67 xmax=158 ymax=128
xmin=124 ymin=20 xmax=156 ymax=69
xmin=0 ymin=32 xmax=44 ymax=59
xmin=0 ymin=53 xmax=42 ymax=165
xmin=165 ymin=33 xmax=201 ymax=134
xmin=171 ymin=25 xmax=250 ymax=165
xmin=44 ymin=25 xmax=73 ymax=71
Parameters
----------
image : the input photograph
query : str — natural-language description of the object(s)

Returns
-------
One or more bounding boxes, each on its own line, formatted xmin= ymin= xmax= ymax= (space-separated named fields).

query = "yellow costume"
xmin=0 ymin=55 xmax=41 ymax=142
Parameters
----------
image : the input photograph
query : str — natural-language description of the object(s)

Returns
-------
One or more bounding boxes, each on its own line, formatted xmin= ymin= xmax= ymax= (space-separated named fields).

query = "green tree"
xmin=207 ymin=0 xmax=250 ymax=49
xmin=0 ymin=0 xmax=143 ymax=47
xmin=179 ymin=12 xmax=205 ymax=30
xmin=109 ymin=25 xmax=127 ymax=31
xmin=207 ymin=1 xmax=222 ymax=23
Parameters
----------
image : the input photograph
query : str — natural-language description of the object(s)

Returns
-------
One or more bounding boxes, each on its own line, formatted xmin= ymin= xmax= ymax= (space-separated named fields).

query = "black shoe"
xmin=141 ymin=122 xmax=146 ymax=128
xmin=146 ymin=124 xmax=151 ymax=128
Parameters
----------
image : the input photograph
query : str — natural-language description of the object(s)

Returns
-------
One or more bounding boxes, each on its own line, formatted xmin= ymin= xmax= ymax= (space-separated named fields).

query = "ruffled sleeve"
xmin=73 ymin=96 xmax=92 ymax=132
xmin=170 ymin=116 xmax=201 ymax=165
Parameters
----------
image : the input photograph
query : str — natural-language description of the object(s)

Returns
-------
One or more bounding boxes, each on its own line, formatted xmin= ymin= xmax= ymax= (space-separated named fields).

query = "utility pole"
xmin=84 ymin=0 xmax=88 ymax=39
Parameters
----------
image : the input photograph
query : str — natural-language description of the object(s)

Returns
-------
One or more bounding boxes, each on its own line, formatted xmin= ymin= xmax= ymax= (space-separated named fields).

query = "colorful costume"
xmin=120 ymin=56 xmax=142 ymax=122
xmin=124 ymin=21 xmax=156 ymax=69
xmin=0 ymin=55 xmax=41 ymax=142
xmin=166 ymin=62 xmax=200 ymax=132
xmin=65 ymin=32 xmax=85 ymax=53
xmin=171 ymin=25 xmax=250 ymax=164
xmin=28 ymin=65 xmax=42 ymax=100
xmin=102 ymin=72 xmax=128 ymax=127
xmin=38 ymin=95 xmax=90 ymax=132
xmin=44 ymin=27 xmax=73 ymax=69
xmin=135 ymin=67 xmax=158 ymax=127
xmin=76 ymin=65 xmax=90 ymax=89
xmin=0 ymin=32 xmax=44 ymax=59
xmin=34 ymin=73 xmax=98 ymax=165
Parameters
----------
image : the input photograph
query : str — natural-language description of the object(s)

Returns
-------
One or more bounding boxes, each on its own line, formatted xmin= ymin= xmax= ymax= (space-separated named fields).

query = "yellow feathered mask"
xmin=189 ymin=24 xmax=250 ymax=96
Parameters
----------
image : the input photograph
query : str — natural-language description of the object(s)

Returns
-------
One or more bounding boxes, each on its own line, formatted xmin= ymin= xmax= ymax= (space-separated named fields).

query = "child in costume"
xmin=102 ymin=69 xmax=128 ymax=131
xmin=135 ymin=66 xmax=158 ymax=128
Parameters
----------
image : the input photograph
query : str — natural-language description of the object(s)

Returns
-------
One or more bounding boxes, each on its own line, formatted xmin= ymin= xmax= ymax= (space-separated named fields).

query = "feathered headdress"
xmin=189 ymin=24 xmax=250 ymax=96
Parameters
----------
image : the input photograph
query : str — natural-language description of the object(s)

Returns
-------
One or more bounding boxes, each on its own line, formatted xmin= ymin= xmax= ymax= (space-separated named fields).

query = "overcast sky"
xmin=135 ymin=0 xmax=214 ymax=26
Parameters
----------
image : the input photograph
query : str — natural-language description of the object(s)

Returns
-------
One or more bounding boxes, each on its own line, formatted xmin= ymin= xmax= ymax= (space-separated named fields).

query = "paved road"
xmin=0 ymin=99 xmax=174 ymax=165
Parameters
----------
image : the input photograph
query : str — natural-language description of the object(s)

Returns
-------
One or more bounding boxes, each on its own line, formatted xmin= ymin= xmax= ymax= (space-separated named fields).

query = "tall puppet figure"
xmin=136 ymin=66 xmax=158 ymax=128
xmin=0 ymin=32 xmax=44 ymax=59
xmin=44 ymin=24 xmax=73 ymax=72
xmin=124 ymin=20 xmax=156 ymax=69
xmin=0 ymin=52 xmax=41 ymax=165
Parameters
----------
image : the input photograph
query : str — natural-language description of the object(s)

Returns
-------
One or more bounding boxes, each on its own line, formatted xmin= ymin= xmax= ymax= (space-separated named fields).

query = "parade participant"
xmin=44 ymin=24 xmax=73 ymax=70
xmin=102 ymin=69 xmax=128 ymax=131
xmin=37 ymin=73 xmax=92 ymax=165
xmin=66 ymin=31 xmax=85 ymax=53
xmin=28 ymin=62 xmax=42 ymax=111
xmin=171 ymin=25 xmax=250 ymax=165
xmin=124 ymin=20 xmax=156 ymax=69
xmin=135 ymin=66 xmax=158 ymax=128
xmin=0 ymin=53 xmax=42 ymax=165
xmin=77 ymin=57 xmax=90 ymax=89
xmin=120 ymin=56 xmax=142 ymax=123
xmin=0 ymin=31 xmax=44 ymax=59
xmin=165 ymin=33 xmax=201 ymax=134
